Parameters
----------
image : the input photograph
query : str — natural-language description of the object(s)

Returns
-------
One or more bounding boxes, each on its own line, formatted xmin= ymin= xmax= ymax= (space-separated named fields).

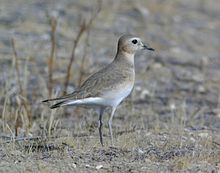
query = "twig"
xmin=11 ymin=38 xmax=32 ymax=136
xmin=63 ymin=20 xmax=86 ymax=95
xmin=48 ymin=17 xmax=57 ymax=97
xmin=24 ymin=143 xmax=62 ymax=152
xmin=63 ymin=0 xmax=102 ymax=94
xmin=213 ymin=140 xmax=220 ymax=148
xmin=77 ymin=31 xmax=90 ymax=86
xmin=11 ymin=38 xmax=23 ymax=95
xmin=11 ymin=38 xmax=23 ymax=136
xmin=2 ymin=136 xmax=41 ymax=144
xmin=2 ymin=95 xmax=8 ymax=132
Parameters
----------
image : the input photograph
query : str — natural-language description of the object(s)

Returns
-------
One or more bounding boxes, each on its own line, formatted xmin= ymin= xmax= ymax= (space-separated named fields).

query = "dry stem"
xmin=48 ymin=17 xmax=57 ymax=97
xmin=77 ymin=31 xmax=90 ymax=86
xmin=11 ymin=38 xmax=32 ymax=136
xmin=63 ymin=0 xmax=102 ymax=94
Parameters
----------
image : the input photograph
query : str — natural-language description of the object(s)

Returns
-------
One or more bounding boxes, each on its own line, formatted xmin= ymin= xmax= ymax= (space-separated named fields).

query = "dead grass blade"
xmin=77 ymin=31 xmax=90 ymax=86
xmin=11 ymin=38 xmax=23 ymax=95
xmin=11 ymin=38 xmax=32 ymax=136
xmin=48 ymin=17 xmax=57 ymax=97
xmin=63 ymin=0 xmax=102 ymax=94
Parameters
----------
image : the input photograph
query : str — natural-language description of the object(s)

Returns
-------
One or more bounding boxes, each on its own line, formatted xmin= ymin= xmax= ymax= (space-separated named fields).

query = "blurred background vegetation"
xmin=0 ymin=0 xmax=219 ymax=172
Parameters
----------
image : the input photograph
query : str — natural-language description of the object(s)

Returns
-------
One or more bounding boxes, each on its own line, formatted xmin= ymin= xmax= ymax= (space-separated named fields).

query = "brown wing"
xmin=74 ymin=62 xmax=128 ymax=98
xmin=42 ymin=61 xmax=130 ymax=102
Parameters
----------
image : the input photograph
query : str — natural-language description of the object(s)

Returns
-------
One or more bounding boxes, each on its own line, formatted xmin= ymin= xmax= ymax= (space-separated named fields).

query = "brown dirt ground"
xmin=0 ymin=0 xmax=220 ymax=172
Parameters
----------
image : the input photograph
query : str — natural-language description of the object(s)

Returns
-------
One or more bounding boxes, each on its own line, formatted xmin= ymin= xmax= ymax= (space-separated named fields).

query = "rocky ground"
xmin=0 ymin=0 xmax=220 ymax=172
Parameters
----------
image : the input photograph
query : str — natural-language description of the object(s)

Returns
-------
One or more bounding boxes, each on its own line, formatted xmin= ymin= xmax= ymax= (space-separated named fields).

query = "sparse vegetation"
xmin=0 ymin=0 xmax=219 ymax=172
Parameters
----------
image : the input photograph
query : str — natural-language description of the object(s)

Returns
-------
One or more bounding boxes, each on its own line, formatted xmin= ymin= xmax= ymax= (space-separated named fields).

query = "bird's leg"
xmin=108 ymin=107 xmax=116 ymax=146
xmin=98 ymin=108 xmax=105 ymax=146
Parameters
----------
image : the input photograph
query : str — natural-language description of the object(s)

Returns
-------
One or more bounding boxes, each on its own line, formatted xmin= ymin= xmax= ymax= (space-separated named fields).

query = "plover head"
xmin=117 ymin=34 xmax=154 ymax=55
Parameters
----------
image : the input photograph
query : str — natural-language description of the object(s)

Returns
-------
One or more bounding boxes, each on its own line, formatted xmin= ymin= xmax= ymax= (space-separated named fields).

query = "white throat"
xmin=121 ymin=51 xmax=135 ymax=64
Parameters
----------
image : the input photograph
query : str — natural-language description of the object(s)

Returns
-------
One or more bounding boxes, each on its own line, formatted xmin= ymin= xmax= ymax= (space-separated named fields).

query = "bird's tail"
xmin=42 ymin=97 xmax=65 ymax=103
xmin=42 ymin=97 xmax=71 ymax=109
xmin=43 ymin=96 xmax=88 ymax=109
xmin=50 ymin=100 xmax=67 ymax=109
xmin=42 ymin=92 xmax=76 ymax=103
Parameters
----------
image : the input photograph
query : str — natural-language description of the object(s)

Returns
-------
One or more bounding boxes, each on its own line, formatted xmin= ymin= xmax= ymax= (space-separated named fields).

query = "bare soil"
xmin=0 ymin=0 xmax=220 ymax=172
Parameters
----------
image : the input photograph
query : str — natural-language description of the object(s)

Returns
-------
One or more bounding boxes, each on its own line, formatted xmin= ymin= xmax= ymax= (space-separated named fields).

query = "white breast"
xmin=102 ymin=84 xmax=134 ymax=107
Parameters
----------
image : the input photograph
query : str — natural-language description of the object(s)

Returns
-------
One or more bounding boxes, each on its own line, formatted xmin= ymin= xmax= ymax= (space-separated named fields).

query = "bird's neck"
xmin=114 ymin=51 xmax=135 ymax=67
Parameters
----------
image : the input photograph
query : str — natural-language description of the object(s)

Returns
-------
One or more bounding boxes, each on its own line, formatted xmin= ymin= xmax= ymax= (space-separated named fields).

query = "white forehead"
xmin=128 ymin=37 xmax=141 ymax=42
xmin=118 ymin=35 xmax=142 ymax=46
xmin=129 ymin=37 xmax=140 ymax=40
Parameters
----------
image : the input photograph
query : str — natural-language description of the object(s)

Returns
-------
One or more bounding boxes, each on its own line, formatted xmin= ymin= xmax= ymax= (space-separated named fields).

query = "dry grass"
xmin=63 ymin=0 xmax=102 ymax=95
xmin=47 ymin=16 xmax=57 ymax=98
xmin=0 ymin=0 xmax=220 ymax=172
xmin=11 ymin=38 xmax=32 ymax=136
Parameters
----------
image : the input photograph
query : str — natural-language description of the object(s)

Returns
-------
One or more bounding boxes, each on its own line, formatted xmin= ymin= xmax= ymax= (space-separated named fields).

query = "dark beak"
xmin=143 ymin=44 xmax=155 ymax=51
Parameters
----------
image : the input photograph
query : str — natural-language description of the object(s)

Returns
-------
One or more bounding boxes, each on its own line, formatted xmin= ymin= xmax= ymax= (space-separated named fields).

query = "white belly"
xmin=61 ymin=84 xmax=133 ymax=108
xmin=102 ymin=84 xmax=134 ymax=107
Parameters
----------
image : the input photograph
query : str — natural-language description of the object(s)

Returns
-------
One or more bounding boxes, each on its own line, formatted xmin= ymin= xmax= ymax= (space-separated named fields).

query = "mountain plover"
xmin=43 ymin=34 xmax=154 ymax=146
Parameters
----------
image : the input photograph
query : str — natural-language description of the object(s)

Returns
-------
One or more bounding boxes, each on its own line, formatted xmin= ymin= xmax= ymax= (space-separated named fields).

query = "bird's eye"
xmin=132 ymin=39 xmax=137 ymax=44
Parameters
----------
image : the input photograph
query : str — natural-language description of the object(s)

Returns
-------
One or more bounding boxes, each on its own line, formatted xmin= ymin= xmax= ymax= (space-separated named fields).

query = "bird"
xmin=42 ymin=34 xmax=154 ymax=146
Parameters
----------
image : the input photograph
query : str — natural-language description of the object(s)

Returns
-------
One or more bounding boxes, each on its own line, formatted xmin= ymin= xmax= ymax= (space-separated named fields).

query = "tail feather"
xmin=42 ymin=93 xmax=77 ymax=103
xmin=42 ymin=97 xmax=64 ymax=103
xmin=44 ymin=97 xmax=99 ymax=109
xmin=50 ymin=100 xmax=67 ymax=109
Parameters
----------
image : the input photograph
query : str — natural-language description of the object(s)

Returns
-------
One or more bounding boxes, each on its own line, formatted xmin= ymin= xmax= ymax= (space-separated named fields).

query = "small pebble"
xmin=96 ymin=165 xmax=103 ymax=170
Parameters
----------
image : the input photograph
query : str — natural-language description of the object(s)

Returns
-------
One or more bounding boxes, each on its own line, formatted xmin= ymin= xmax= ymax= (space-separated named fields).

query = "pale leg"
xmin=98 ymin=108 xmax=105 ymax=146
xmin=108 ymin=107 xmax=116 ymax=146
